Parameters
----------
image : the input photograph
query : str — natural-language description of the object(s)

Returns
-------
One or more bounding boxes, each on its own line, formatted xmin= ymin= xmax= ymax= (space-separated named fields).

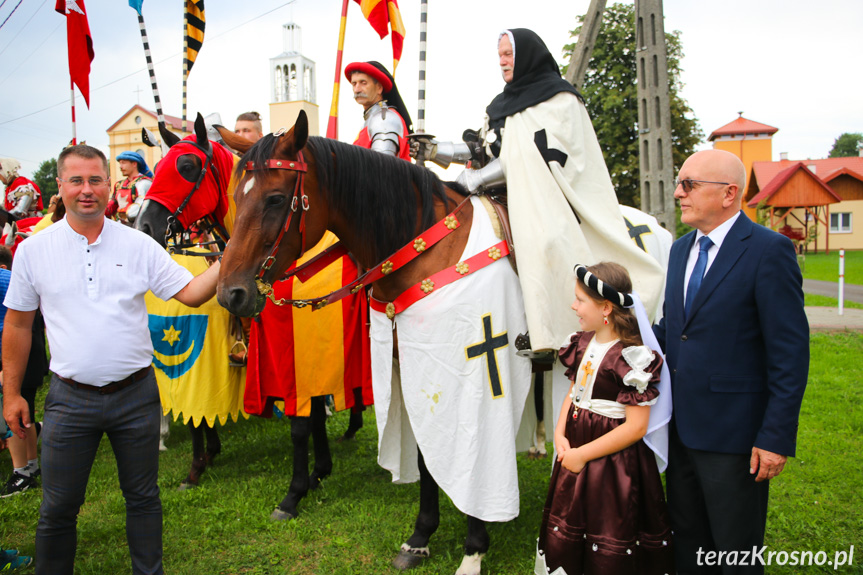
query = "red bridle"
xmin=243 ymin=152 xmax=309 ymax=287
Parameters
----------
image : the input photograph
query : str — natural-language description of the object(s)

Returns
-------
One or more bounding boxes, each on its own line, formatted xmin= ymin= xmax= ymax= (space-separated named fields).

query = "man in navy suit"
xmin=654 ymin=149 xmax=809 ymax=574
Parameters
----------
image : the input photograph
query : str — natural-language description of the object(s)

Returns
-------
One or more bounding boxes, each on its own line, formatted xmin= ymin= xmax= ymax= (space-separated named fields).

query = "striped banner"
xmin=326 ymin=0 xmax=350 ymax=139
xmin=416 ymin=0 xmax=427 ymax=136
xmin=183 ymin=0 xmax=205 ymax=130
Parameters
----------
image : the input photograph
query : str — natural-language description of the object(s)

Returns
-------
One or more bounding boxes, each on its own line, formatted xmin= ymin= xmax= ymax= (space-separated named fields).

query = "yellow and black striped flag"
xmin=184 ymin=0 xmax=205 ymax=78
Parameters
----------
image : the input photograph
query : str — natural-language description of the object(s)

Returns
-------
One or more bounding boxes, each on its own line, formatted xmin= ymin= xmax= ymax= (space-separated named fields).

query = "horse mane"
xmin=237 ymin=134 xmax=451 ymax=263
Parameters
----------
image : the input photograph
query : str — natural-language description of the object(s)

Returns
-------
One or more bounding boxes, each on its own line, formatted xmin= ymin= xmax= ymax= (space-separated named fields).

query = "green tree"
xmin=828 ymin=132 xmax=863 ymax=158
xmin=562 ymin=2 xmax=703 ymax=235
xmin=32 ymin=158 xmax=58 ymax=210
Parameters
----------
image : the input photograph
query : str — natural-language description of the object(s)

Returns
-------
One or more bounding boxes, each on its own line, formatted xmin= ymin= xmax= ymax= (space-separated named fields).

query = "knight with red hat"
xmin=345 ymin=61 xmax=412 ymax=160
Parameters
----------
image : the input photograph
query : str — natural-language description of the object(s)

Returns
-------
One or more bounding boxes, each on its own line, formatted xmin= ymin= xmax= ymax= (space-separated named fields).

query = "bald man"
xmin=654 ymin=150 xmax=809 ymax=574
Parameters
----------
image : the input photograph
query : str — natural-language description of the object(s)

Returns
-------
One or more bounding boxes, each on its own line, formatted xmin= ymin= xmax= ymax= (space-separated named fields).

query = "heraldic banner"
xmin=245 ymin=230 xmax=372 ymax=418
xmin=146 ymin=250 xmax=247 ymax=427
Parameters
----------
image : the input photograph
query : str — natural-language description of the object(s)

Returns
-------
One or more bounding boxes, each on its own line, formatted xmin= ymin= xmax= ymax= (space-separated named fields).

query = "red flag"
xmin=55 ymin=0 xmax=95 ymax=108
xmin=353 ymin=0 xmax=405 ymax=71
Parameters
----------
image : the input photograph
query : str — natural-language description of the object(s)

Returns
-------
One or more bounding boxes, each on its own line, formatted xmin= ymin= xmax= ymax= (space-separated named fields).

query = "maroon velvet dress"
xmin=535 ymin=332 xmax=675 ymax=575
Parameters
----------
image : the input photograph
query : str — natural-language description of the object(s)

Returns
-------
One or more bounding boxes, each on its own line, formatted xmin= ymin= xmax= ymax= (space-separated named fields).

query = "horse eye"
xmin=175 ymin=155 xmax=199 ymax=183
xmin=265 ymin=194 xmax=286 ymax=208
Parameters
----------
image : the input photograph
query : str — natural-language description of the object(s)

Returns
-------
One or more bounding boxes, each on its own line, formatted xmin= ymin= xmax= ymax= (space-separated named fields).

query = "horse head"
xmin=135 ymin=113 xmax=236 ymax=247
xmin=217 ymin=110 xmax=327 ymax=318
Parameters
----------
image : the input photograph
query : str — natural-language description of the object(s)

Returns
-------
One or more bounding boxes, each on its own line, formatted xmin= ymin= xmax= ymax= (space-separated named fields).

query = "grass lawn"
xmin=1 ymin=333 xmax=861 ymax=574
xmin=800 ymin=251 xmax=863 ymax=284
xmin=805 ymin=294 xmax=863 ymax=310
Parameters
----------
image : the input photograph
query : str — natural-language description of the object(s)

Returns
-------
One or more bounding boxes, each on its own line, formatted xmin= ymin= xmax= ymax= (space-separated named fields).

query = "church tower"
xmin=709 ymin=113 xmax=778 ymax=220
xmin=269 ymin=23 xmax=319 ymax=136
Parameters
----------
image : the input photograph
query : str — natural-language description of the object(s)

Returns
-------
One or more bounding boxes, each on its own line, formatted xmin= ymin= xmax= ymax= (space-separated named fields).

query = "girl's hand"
xmin=561 ymin=448 xmax=587 ymax=474
xmin=554 ymin=434 xmax=570 ymax=461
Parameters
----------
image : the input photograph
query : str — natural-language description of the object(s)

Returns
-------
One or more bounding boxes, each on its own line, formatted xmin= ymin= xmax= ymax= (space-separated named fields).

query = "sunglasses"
xmin=673 ymin=178 xmax=730 ymax=193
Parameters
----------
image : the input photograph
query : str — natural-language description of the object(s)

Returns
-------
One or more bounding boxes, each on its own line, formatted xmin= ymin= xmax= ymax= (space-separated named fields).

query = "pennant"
xmin=128 ymin=0 xmax=143 ymax=15
xmin=55 ymin=0 xmax=94 ymax=107
xmin=353 ymin=0 xmax=405 ymax=71
xmin=184 ymin=0 xmax=206 ymax=78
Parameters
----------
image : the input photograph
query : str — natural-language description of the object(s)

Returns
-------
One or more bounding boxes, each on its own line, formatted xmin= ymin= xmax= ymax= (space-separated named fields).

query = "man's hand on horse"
xmin=408 ymin=134 xmax=437 ymax=162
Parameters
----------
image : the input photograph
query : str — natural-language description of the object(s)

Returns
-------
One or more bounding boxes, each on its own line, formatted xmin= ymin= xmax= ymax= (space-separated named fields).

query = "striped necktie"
xmin=685 ymin=236 xmax=714 ymax=319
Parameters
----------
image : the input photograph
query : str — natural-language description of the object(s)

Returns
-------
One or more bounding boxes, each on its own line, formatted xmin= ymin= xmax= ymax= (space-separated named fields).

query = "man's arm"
xmin=1 ymin=309 xmax=36 ymax=438
xmin=751 ymin=233 xmax=810 ymax=480
xmin=171 ymin=259 xmax=221 ymax=307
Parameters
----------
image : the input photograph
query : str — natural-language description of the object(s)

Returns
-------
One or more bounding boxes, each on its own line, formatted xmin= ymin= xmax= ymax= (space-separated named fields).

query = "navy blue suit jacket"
xmin=654 ymin=212 xmax=809 ymax=456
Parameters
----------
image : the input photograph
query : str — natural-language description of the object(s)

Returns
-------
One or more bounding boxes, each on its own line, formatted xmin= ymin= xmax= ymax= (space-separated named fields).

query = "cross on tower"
xmin=465 ymin=314 xmax=508 ymax=398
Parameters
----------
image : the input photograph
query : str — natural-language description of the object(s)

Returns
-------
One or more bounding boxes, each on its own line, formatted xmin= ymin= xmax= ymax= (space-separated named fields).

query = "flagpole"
xmin=326 ymin=0 xmax=350 ymax=139
xmin=415 ymin=0 xmax=428 ymax=165
xmin=182 ymin=19 xmax=189 ymax=133
xmin=136 ymin=13 xmax=165 ymax=127
xmin=70 ymin=81 xmax=77 ymax=145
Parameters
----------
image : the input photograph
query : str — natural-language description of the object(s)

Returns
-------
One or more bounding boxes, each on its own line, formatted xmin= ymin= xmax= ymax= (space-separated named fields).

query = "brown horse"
xmin=217 ymin=110 xmax=532 ymax=575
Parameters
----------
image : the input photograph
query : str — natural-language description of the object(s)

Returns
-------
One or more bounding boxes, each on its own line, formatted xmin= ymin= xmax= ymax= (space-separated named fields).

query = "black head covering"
xmin=366 ymin=61 xmax=414 ymax=133
xmin=485 ymin=28 xmax=582 ymax=124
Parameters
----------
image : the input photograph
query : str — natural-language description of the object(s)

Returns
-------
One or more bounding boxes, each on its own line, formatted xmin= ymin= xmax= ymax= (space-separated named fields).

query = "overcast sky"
xmin=1 ymin=0 xmax=861 ymax=178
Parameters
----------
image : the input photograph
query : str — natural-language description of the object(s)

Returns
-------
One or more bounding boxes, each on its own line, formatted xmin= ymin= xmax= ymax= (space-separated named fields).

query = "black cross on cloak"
xmin=624 ymin=216 xmax=652 ymax=252
xmin=466 ymin=314 xmax=508 ymax=398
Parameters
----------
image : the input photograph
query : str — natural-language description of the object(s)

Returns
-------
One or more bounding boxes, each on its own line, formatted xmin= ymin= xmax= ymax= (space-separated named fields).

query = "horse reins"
xmin=164 ymin=139 xmax=229 ymax=257
xmin=242 ymin=152 xmax=310 ymax=300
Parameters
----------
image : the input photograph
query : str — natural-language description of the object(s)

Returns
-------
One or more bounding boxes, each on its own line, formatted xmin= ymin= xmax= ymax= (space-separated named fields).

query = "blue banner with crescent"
xmin=148 ymin=313 xmax=208 ymax=379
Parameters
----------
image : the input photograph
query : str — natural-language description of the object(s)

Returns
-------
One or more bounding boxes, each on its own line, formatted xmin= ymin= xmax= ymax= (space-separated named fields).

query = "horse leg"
xmin=455 ymin=516 xmax=489 ymax=575
xmin=179 ymin=420 xmax=207 ymax=490
xmin=338 ymin=387 xmax=365 ymax=442
xmin=308 ymin=396 xmax=332 ymax=489
xmin=271 ymin=415 xmax=311 ymax=521
xmin=393 ymin=450 xmax=439 ymax=570
xmin=203 ymin=421 xmax=222 ymax=465
xmin=528 ymin=373 xmax=547 ymax=459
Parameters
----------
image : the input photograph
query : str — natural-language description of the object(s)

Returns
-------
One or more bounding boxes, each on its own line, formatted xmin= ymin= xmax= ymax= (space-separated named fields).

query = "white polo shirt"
xmin=4 ymin=218 xmax=194 ymax=385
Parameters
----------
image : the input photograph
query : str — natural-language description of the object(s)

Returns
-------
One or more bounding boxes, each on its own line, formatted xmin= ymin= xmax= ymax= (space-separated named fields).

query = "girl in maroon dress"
xmin=535 ymin=262 xmax=674 ymax=575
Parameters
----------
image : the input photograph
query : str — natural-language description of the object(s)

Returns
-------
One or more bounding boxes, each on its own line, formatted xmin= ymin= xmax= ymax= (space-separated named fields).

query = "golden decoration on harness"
xmin=488 ymin=247 xmax=502 ymax=261
xmin=313 ymin=299 xmax=328 ymax=310
xmin=413 ymin=238 xmax=427 ymax=253
xmin=381 ymin=260 xmax=394 ymax=275
xmin=350 ymin=284 xmax=364 ymax=294
xmin=445 ymin=215 xmax=459 ymax=230
xmin=385 ymin=302 xmax=396 ymax=320
xmin=456 ymin=262 xmax=469 ymax=275
xmin=420 ymin=279 xmax=435 ymax=294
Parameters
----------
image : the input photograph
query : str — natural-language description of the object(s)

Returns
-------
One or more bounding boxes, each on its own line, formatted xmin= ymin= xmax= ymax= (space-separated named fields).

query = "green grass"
xmin=800 ymin=251 xmax=863 ymax=284
xmin=805 ymin=294 xmax=863 ymax=310
xmin=2 ymin=333 xmax=862 ymax=573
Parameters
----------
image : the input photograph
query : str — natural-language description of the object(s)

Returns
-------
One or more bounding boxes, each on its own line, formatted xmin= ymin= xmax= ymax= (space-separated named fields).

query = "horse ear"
xmin=159 ymin=122 xmax=181 ymax=148
xmin=215 ymin=125 xmax=254 ymax=155
xmin=290 ymin=110 xmax=309 ymax=150
xmin=194 ymin=113 xmax=211 ymax=152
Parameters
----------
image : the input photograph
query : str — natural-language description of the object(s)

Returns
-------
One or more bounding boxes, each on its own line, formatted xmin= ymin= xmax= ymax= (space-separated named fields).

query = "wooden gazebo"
xmin=746 ymin=161 xmax=842 ymax=253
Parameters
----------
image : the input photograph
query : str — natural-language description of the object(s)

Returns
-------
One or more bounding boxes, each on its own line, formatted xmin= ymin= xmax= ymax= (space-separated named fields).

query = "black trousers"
xmin=667 ymin=425 xmax=769 ymax=575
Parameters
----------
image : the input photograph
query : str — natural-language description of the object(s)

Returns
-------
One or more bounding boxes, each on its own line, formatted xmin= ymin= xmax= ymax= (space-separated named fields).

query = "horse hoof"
xmin=392 ymin=545 xmax=429 ymax=571
xmin=455 ymin=552 xmax=485 ymax=575
xmin=177 ymin=481 xmax=198 ymax=491
xmin=270 ymin=508 xmax=297 ymax=521
xmin=336 ymin=433 xmax=355 ymax=443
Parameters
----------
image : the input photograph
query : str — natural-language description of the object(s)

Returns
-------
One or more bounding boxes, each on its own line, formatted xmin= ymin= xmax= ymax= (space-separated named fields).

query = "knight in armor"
xmin=410 ymin=28 xmax=665 ymax=355
xmin=0 ymin=158 xmax=43 ymax=218
xmin=345 ymin=61 xmax=412 ymax=160
xmin=107 ymin=151 xmax=152 ymax=223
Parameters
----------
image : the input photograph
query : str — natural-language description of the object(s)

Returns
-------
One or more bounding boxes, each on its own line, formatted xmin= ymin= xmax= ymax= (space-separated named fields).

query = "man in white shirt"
xmin=1 ymin=144 xmax=221 ymax=575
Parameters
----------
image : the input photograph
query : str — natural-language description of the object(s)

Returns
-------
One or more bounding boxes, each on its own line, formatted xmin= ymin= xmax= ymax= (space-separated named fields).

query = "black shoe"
xmin=0 ymin=472 xmax=37 ymax=497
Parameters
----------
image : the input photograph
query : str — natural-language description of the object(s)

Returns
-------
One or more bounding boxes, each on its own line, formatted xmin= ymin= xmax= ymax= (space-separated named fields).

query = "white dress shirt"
xmin=4 ymin=218 xmax=194 ymax=385
xmin=683 ymin=211 xmax=741 ymax=302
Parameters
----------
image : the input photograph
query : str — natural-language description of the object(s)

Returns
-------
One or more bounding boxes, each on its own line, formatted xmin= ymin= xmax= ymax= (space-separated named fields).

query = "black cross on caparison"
xmin=534 ymin=129 xmax=568 ymax=169
xmin=466 ymin=314 xmax=508 ymax=398
xmin=624 ymin=216 xmax=652 ymax=252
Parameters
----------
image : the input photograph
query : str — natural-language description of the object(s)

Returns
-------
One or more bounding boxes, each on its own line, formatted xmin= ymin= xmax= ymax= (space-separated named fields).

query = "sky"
xmin=1 ymin=0 xmax=861 ymax=179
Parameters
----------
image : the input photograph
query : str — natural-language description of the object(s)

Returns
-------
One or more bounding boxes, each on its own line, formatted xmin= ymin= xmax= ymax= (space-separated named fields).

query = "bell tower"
xmin=269 ymin=23 xmax=319 ymax=136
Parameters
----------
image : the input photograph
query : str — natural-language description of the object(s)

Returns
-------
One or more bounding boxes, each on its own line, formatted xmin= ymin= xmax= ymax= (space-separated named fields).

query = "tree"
xmin=828 ymin=132 xmax=863 ymax=158
xmin=32 ymin=158 xmax=58 ymax=210
xmin=562 ymin=1 xmax=703 ymax=229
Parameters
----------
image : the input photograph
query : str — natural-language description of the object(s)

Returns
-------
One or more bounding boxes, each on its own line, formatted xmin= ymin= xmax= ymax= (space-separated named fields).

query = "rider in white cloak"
xmin=412 ymin=28 xmax=667 ymax=455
